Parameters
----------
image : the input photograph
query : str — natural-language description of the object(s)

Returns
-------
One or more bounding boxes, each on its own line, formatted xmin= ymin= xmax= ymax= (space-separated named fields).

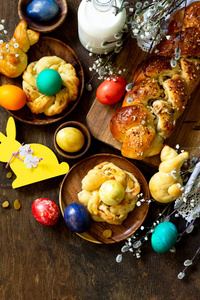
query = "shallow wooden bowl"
xmin=59 ymin=154 xmax=150 ymax=244
xmin=2 ymin=36 xmax=84 ymax=125
xmin=18 ymin=0 xmax=67 ymax=33
xmin=54 ymin=121 xmax=91 ymax=160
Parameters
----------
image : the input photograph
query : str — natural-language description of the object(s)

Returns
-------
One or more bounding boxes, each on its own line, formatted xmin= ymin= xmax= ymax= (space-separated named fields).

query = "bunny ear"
xmin=6 ymin=117 xmax=16 ymax=140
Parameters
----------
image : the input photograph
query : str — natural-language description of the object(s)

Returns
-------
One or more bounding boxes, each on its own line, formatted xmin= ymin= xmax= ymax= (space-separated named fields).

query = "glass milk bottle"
xmin=78 ymin=0 xmax=126 ymax=54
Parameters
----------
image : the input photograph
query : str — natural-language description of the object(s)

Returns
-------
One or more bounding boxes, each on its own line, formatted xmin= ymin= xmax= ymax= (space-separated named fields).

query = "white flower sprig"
xmin=19 ymin=144 xmax=33 ymax=157
xmin=0 ymin=19 xmax=7 ymax=44
xmin=0 ymin=18 xmax=19 ymax=60
xmin=116 ymin=201 xmax=172 ymax=263
xmin=116 ymin=197 xmax=198 ymax=264
xmin=6 ymin=143 xmax=43 ymax=169
xmin=86 ymin=0 xmax=186 ymax=88
xmin=24 ymin=154 xmax=43 ymax=169
xmin=116 ymin=155 xmax=200 ymax=280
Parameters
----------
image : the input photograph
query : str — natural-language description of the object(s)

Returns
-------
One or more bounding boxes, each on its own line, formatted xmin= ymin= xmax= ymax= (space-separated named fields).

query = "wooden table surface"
xmin=0 ymin=1 xmax=200 ymax=299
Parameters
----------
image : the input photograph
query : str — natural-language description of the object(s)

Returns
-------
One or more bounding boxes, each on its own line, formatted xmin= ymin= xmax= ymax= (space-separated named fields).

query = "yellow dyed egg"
xmin=56 ymin=127 xmax=85 ymax=153
xmin=99 ymin=180 xmax=125 ymax=205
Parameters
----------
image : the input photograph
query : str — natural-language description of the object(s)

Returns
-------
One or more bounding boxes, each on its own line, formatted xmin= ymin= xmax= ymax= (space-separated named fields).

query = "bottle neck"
xmin=92 ymin=0 xmax=115 ymax=12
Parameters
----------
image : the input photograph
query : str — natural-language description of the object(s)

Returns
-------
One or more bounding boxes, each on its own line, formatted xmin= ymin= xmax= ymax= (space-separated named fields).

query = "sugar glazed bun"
xmin=78 ymin=162 xmax=141 ymax=225
xmin=22 ymin=56 xmax=80 ymax=116
xmin=149 ymin=146 xmax=189 ymax=203
xmin=110 ymin=1 xmax=200 ymax=160
xmin=0 ymin=19 xmax=40 ymax=78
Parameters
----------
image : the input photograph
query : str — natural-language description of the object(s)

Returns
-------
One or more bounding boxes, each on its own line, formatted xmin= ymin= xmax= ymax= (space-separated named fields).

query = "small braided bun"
xmin=22 ymin=56 xmax=80 ymax=116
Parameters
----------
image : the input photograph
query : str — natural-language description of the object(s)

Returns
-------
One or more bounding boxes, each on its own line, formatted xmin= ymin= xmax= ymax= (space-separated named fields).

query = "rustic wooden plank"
xmin=1 ymin=1 xmax=200 ymax=299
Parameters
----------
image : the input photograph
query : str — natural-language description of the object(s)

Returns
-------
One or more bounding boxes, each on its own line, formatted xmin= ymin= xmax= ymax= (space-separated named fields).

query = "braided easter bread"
xmin=22 ymin=56 xmax=80 ymax=116
xmin=0 ymin=19 xmax=40 ymax=78
xmin=78 ymin=162 xmax=140 ymax=225
xmin=110 ymin=1 xmax=200 ymax=160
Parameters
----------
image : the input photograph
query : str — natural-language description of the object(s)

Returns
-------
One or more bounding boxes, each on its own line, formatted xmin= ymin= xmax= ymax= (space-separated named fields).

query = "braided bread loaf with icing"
xmin=110 ymin=1 xmax=200 ymax=160
xmin=0 ymin=19 xmax=40 ymax=78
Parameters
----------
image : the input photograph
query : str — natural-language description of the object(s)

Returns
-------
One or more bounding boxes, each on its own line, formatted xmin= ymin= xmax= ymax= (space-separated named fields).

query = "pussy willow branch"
xmin=127 ymin=18 xmax=164 ymax=96
xmin=176 ymin=0 xmax=187 ymax=53
xmin=128 ymin=0 xmax=187 ymax=95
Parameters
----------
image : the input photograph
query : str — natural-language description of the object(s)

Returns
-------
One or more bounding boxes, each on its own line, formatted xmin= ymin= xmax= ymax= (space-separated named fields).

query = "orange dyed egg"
xmin=0 ymin=85 xmax=27 ymax=110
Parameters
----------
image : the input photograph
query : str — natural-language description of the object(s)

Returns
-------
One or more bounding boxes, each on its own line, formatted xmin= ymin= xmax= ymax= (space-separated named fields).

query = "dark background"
xmin=0 ymin=0 xmax=200 ymax=299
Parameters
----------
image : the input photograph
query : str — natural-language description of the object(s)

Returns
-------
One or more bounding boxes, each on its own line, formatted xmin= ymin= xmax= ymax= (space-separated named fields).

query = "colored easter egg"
xmin=0 ymin=85 xmax=26 ymax=110
xmin=64 ymin=203 xmax=90 ymax=233
xmin=99 ymin=180 xmax=125 ymax=205
xmin=32 ymin=198 xmax=60 ymax=226
xmin=56 ymin=127 xmax=85 ymax=153
xmin=27 ymin=0 xmax=59 ymax=22
xmin=151 ymin=221 xmax=178 ymax=253
xmin=96 ymin=77 xmax=127 ymax=105
xmin=36 ymin=69 xmax=62 ymax=95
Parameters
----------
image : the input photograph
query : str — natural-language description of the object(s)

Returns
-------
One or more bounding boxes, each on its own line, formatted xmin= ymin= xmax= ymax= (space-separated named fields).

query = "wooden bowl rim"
xmin=5 ymin=36 xmax=85 ymax=125
xmin=59 ymin=153 xmax=150 ymax=244
xmin=18 ymin=0 xmax=68 ymax=33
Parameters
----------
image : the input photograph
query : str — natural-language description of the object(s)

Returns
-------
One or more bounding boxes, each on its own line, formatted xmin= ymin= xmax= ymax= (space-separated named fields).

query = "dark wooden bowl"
xmin=59 ymin=154 xmax=150 ymax=244
xmin=2 ymin=36 xmax=84 ymax=125
xmin=54 ymin=121 xmax=91 ymax=160
xmin=18 ymin=0 xmax=68 ymax=33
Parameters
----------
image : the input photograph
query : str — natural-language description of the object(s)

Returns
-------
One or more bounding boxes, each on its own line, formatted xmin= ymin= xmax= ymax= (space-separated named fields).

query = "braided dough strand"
xmin=110 ymin=1 xmax=200 ymax=160
xmin=78 ymin=162 xmax=140 ymax=225
xmin=0 ymin=19 xmax=40 ymax=78
xmin=22 ymin=56 xmax=80 ymax=116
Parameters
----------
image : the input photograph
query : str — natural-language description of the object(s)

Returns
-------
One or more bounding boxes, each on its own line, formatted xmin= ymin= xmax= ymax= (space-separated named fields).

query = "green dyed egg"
xmin=151 ymin=221 xmax=178 ymax=253
xmin=36 ymin=69 xmax=62 ymax=95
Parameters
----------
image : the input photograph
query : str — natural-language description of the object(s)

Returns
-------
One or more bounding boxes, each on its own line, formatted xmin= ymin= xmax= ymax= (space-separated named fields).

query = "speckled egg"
xmin=36 ymin=69 xmax=62 ymax=95
xmin=64 ymin=203 xmax=90 ymax=233
xmin=151 ymin=221 xmax=178 ymax=253
xmin=27 ymin=0 xmax=59 ymax=22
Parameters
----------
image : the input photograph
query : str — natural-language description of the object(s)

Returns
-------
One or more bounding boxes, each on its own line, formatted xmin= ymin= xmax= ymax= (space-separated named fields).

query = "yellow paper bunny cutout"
xmin=149 ymin=145 xmax=189 ymax=203
xmin=0 ymin=117 xmax=69 ymax=188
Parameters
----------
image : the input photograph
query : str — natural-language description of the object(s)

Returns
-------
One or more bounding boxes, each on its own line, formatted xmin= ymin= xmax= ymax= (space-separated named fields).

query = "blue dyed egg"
xmin=64 ymin=203 xmax=90 ymax=233
xmin=151 ymin=221 xmax=178 ymax=253
xmin=36 ymin=69 xmax=62 ymax=95
xmin=27 ymin=0 xmax=59 ymax=22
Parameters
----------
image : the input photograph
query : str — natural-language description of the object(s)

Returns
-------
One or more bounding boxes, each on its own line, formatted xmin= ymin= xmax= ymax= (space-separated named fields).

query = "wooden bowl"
xmin=3 ymin=37 xmax=84 ymax=125
xmin=54 ymin=121 xmax=91 ymax=160
xmin=18 ymin=0 xmax=68 ymax=33
xmin=59 ymin=154 xmax=150 ymax=244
